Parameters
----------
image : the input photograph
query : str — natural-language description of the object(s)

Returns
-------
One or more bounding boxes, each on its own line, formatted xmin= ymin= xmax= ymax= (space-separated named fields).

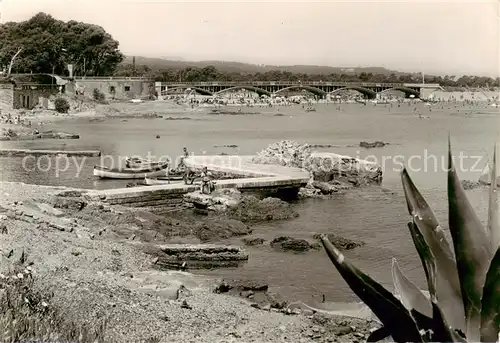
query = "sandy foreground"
xmin=0 ymin=181 xmax=378 ymax=343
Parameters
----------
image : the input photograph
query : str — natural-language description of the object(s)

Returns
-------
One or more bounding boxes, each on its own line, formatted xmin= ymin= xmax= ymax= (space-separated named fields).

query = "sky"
xmin=1 ymin=0 xmax=499 ymax=76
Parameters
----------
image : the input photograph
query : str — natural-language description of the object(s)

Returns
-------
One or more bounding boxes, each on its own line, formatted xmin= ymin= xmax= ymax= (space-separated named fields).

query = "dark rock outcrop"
xmin=270 ymin=236 xmax=321 ymax=252
xmin=242 ymin=237 xmax=266 ymax=246
xmin=227 ymin=196 xmax=299 ymax=222
xmin=461 ymin=179 xmax=482 ymax=190
xmin=359 ymin=141 xmax=387 ymax=149
xmin=313 ymin=233 xmax=365 ymax=250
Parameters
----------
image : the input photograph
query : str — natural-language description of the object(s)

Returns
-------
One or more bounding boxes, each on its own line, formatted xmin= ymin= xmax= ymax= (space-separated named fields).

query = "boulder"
xmin=313 ymin=233 xmax=365 ymax=251
xmin=305 ymin=152 xmax=382 ymax=185
xmin=49 ymin=196 xmax=87 ymax=212
xmin=359 ymin=141 xmax=387 ymax=149
xmin=252 ymin=141 xmax=383 ymax=186
xmin=270 ymin=236 xmax=320 ymax=252
xmin=311 ymin=181 xmax=340 ymax=194
xmin=242 ymin=237 xmax=265 ymax=246
xmin=461 ymin=180 xmax=482 ymax=190
xmin=252 ymin=140 xmax=312 ymax=168
xmin=183 ymin=189 xmax=241 ymax=211
xmin=214 ymin=279 xmax=269 ymax=294
xmin=227 ymin=196 xmax=299 ymax=222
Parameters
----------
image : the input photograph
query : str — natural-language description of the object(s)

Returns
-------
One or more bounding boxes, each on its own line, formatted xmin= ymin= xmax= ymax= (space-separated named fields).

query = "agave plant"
xmin=320 ymin=140 xmax=500 ymax=343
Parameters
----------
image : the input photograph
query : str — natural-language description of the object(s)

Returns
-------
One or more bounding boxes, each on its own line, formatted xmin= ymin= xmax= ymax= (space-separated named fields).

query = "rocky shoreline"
xmin=0 ymin=181 xmax=376 ymax=342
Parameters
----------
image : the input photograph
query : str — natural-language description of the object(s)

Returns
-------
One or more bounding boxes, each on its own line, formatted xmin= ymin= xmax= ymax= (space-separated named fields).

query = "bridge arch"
xmin=274 ymin=85 xmax=326 ymax=97
xmin=329 ymin=87 xmax=377 ymax=99
xmin=215 ymin=86 xmax=271 ymax=96
xmin=378 ymin=87 xmax=420 ymax=98
xmin=163 ymin=86 xmax=213 ymax=96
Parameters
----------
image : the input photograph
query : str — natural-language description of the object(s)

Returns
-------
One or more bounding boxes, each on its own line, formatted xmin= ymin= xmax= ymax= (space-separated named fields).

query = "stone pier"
xmin=86 ymin=155 xmax=310 ymax=211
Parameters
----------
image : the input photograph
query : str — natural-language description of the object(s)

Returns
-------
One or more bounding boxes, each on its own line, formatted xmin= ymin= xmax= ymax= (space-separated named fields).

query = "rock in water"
xmin=252 ymin=140 xmax=312 ymax=168
xmin=242 ymin=237 xmax=265 ymax=246
xmin=461 ymin=180 xmax=482 ymax=190
xmin=359 ymin=141 xmax=387 ymax=149
xmin=270 ymin=236 xmax=320 ymax=252
xmin=313 ymin=233 xmax=365 ymax=251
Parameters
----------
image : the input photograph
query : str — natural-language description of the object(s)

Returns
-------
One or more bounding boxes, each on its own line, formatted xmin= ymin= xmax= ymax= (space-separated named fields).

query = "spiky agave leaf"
xmin=431 ymin=300 xmax=468 ymax=342
xmin=319 ymin=235 xmax=423 ymax=343
xmin=407 ymin=221 xmax=468 ymax=342
xmin=391 ymin=258 xmax=432 ymax=318
xmin=488 ymin=145 xmax=500 ymax=251
xmin=480 ymin=248 xmax=500 ymax=342
xmin=407 ymin=222 xmax=437 ymax=296
xmin=392 ymin=258 xmax=432 ymax=317
xmin=366 ymin=326 xmax=391 ymax=342
xmin=392 ymin=258 xmax=435 ymax=337
xmin=448 ymin=140 xmax=493 ymax=340
xmin=402 ymin=169 xmax=465 ymax=331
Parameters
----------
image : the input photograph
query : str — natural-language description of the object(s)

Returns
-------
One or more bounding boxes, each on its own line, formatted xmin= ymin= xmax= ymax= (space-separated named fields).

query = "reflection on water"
xmin=0 ymin=102 xmax=497 ymax=302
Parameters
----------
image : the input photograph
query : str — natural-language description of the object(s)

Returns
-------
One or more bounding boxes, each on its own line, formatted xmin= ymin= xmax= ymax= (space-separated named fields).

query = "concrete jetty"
xmin=87 ymin=155 xmax=310 ymax=210
xmin=0 ymin=149 xmax=101 ymax=157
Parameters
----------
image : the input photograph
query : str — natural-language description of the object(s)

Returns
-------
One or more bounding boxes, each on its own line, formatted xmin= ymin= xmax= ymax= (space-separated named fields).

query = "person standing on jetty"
xmin=180 ymin=147 xmax=196 ymax=184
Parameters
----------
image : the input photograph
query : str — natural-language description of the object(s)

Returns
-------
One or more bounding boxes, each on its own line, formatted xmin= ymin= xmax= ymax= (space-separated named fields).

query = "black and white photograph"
xmin=0 ymin=0 xmax=499 ymax=342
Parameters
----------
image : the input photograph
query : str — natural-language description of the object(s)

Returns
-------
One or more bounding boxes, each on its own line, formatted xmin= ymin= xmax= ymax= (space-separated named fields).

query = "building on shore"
xmin=0 ymin=74 xmax=63 ymax=110
xmin=65 ymin=77 xmax=155 ymax=101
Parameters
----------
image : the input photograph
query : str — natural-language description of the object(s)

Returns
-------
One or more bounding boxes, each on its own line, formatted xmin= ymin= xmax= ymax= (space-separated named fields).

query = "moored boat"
xmin=94 ymin=162 xmax=169 ymax=179
xmin=125 ymin=156 xmax=168 ymax=168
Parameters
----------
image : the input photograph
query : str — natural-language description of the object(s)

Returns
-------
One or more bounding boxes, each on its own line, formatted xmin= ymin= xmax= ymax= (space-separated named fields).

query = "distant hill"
xmin=122 ymin=56 xmax=404 ymax=76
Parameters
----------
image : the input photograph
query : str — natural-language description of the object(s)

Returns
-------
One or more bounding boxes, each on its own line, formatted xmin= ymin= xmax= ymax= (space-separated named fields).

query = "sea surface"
xmin=1 ymin=101 xmax=498 ymax=304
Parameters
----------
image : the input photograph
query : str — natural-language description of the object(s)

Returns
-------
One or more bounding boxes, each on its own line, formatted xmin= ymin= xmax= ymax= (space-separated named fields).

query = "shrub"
xmin=318 ymin=140 xmax=500 ymax=342
xmin=92 ymin=88 xmax=106 ymax=103
xmin=54 ymin=97 xmax=70 ymax=114
xmin=0 ymin=255 xmax=106 ymax=342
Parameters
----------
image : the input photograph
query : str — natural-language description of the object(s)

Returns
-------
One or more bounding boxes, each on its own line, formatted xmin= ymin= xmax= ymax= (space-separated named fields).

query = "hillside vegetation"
xmin=116 ymin=57 xmax=500 ymax=88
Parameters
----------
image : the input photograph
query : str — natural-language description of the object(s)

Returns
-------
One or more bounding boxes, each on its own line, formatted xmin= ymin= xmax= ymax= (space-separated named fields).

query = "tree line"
xmin=114 ymin=63 xmax=500 ymax=89
xmin=0 ymin=13 xmax=123 ymax=76
xmin=1 ymin=13 xmax=498 ymax=89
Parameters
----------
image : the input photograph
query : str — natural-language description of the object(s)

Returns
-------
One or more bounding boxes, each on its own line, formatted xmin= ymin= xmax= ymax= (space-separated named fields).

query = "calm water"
xmin=0 ymin=101 xmax=498 ymax=304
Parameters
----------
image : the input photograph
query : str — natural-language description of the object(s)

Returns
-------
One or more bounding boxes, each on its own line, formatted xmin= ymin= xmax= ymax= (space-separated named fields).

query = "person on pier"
xmin=200 ymin=166 xmax=214 ymax=194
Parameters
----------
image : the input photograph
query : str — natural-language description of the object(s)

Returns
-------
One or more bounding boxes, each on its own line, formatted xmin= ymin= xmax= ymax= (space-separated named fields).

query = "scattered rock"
xmin=270 ymin=236 xmax=320 ymax=252
xmin=56 ymin=190 xmax=84 ymax=197
xmin=313 ymin=233 xmax=365 ymax=251
xmin=180 ymin=299 xmax=192 ymax=309
xmin=49 ymin=196 xmax=87 ymax=212
xmin=311 ymin=181 xmax=340 ymax=194
xmin=253 ymin=140 xmax=312 ymax=168
xmin=214 ymin=279 xmax=269 ymax=294
xmin=227 ymin=196 xmax=299 ymax=222
xmin=461 ymin=179 xmax=482 ymax=190
xmin=359 ymin=141 xmax=388 ymax=149
xmin=242 ymin=237 xmax=265 ymax=246
xmin=213 ymin=144 xmax=238 ymax=148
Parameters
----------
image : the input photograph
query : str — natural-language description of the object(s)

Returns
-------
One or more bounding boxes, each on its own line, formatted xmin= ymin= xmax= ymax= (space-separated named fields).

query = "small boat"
xmin=94 ymin=162 xmax=169 ymax=179
xmin=479 ymin=163 xmax=500 ymax=186
xmin=125 ymin=156 xmax=168 ymax=168
xmin=305 ymin=107 xmax=316 ymax=112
